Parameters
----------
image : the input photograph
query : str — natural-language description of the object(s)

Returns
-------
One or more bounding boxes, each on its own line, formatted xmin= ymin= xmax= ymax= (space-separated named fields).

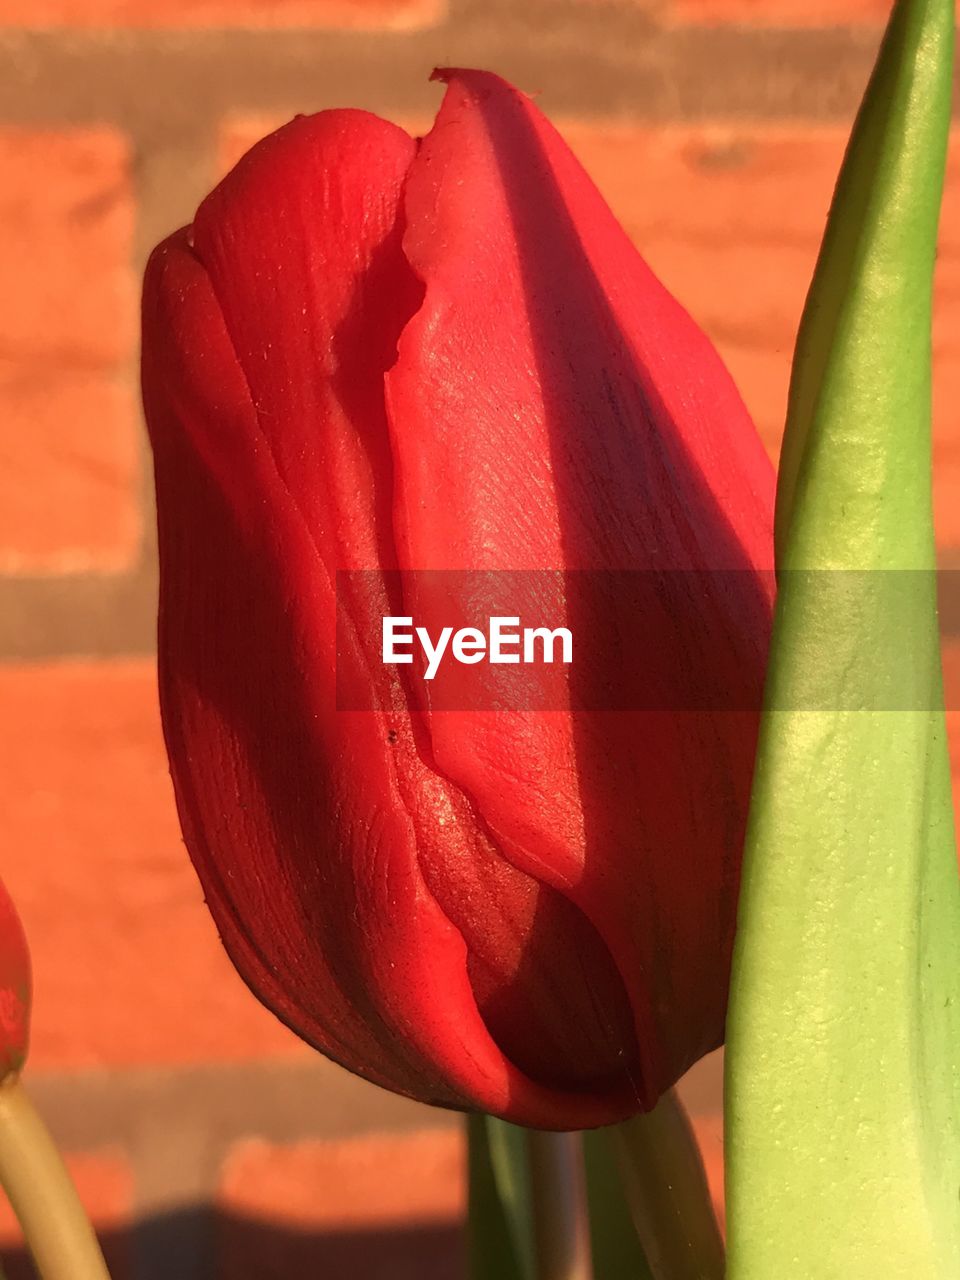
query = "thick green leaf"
xmin=725 ymin=1 xmax=960 ymax=1277
xmin=582 ymin=1127 xmax=655 ymax=1280
xmin=466 ymin=1114 xmax=534 ymax=1280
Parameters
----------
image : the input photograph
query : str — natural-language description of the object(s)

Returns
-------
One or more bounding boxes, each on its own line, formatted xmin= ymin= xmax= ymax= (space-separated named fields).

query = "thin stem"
xmin=613 ymin=1089 xmax=724 ymax=1280
xmin=0 ymin=1077 xmax=111 ymax=1280
xmin=525 ymin=1130 xmax=594 ymax=1280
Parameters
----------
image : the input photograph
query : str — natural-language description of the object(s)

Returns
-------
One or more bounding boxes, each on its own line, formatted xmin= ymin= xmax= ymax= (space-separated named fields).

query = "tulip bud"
xmin=0 ymin=879 xmax=30 ymax=1082
xmin=142 ymin=69 xmax=775 ymax=1128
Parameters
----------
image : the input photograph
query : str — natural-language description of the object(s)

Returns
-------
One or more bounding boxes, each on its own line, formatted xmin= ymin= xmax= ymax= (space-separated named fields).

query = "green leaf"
xmin=582 ymin=1127 xmax=655 ymax=1280
xmin=611 ymin=1093 xmax=723 ymax=1280
xmin=466 ymin=1114 xmax=534 ymax=1280
xmin=725 ymin=1 xmax=960 ymax=1277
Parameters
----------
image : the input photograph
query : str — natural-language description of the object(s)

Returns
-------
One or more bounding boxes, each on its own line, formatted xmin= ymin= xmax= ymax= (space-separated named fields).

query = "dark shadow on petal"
xmin=467 ymin=75 xmax=773 ymax=1103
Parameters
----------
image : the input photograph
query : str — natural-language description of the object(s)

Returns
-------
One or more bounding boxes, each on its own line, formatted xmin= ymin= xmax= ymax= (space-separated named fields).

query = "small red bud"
xmin=0 ymin=878 xmax=31 ymax=1082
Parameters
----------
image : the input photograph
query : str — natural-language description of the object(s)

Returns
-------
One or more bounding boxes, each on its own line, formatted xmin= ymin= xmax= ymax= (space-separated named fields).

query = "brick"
xmin=0 ymin=128 xmax=138 ymax=573
xmin=0 ymin=661 xmax=306 ymax=1068
xmin=217 ymin=1130 xmax=464 ymax=1280
xmin=670 ymin=0 xmax=889 ymax=22
xmin=0 ymin=1145 xmax=133 ymax=1280
xmin=215 ymin=1123 xmax=721 ymax=1277
xmin=0 ymin=372 xmax=140 ymax=574
xmin=0 ymin=129 xmax=133 ymax=367
xmin=691 ymin=1112 xmax=725 ymax=1229
xmin=220 ymin=1129 xmax=464 ymax=1226
xmin=0 ymin=0 xmax=443 ymax=28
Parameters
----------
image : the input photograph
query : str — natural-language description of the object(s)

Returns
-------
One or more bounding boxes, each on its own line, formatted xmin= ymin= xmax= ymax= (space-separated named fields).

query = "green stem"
xmin=0 ymin=1077 xmax=111 ymax=1280
xmin=525 ymin=1130 xmax=593 ymax=1280
xmin=613 ymin=1090 xmax=724 ymax=1280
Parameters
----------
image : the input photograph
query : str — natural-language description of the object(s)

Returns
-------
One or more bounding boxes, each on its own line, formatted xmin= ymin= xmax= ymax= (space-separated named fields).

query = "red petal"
xmin=0 ymin=877 xmax=30 ymax=1079
xmin=143 ymin=110 xmax=638 ymax=1125
xmin=386 ymin=71 xmax=776 ymax=1096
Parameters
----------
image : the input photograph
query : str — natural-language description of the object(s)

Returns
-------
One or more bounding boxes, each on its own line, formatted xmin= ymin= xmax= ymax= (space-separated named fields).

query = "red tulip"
xmin=0 ymin=878 xmax=30 ymax=1082
xmin=142 ymin=69 xmax=774 ymax=1128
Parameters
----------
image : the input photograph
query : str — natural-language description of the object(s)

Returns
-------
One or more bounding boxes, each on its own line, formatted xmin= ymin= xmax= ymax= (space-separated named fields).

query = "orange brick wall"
xmin=670 ymin=0 xmax=890 ymax=23
xmin=0 ymin=1 xmax=957 ymax=1276
xmin=0 ymin=127 xmax=139 ymax=573
xmin=0 ymin=0 xmax=442 ymax=29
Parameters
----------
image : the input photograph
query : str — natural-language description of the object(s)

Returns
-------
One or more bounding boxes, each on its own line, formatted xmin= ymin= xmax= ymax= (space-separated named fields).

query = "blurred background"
xmin=0 ymin=0 xmax=958 ymax=1276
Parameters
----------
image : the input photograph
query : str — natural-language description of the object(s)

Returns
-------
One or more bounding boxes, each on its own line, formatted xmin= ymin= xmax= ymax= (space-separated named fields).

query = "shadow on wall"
xmin=0 ymin=1210 xmax=464 ymax=1280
